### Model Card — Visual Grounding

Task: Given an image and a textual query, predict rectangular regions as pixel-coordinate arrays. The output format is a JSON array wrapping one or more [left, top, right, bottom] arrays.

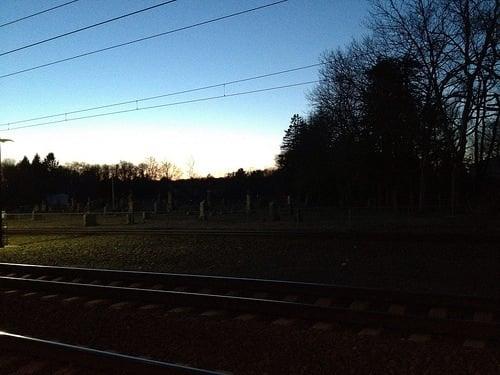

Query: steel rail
[[0, 262, 498, 312], [0, 330, 223, 374], [0, 276, 498, 340]]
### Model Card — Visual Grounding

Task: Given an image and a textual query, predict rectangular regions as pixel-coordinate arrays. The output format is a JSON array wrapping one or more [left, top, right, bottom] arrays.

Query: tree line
[[277, 0, 498, 212], [2, 153, 279, 210]]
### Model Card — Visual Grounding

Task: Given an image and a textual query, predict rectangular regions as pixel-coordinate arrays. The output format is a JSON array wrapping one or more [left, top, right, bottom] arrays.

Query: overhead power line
[[0, 0, 80, 29], [0, 0, 177, 57], [0, 62, 323, 128], [0, 80, 319, 132], [0, 0, 289, 79]]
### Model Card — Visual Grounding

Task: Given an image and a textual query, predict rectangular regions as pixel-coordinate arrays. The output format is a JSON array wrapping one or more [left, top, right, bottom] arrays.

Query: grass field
[[7, 208, 500, 233], [1, 233, 498, 298]]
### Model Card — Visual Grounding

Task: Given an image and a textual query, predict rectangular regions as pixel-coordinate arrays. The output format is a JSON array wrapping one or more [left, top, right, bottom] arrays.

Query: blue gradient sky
[[0, 0, 368, 176]]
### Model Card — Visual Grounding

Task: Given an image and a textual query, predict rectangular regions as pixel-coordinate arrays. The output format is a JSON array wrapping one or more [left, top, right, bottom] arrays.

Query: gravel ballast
[[0, 291, 499, 375]]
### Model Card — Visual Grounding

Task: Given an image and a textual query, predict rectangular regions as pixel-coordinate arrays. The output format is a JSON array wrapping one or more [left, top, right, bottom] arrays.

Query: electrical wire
[[0, 0, 177, 57], [1, 80, 319, 131], [0, 0, 288, 79], [0, 0, 80, 29], [0, 62, 323, 127]]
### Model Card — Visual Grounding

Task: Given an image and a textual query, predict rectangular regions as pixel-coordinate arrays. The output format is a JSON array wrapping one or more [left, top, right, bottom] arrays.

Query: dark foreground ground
[[0, 233, 498, 374], [1, 233, 498, 298]]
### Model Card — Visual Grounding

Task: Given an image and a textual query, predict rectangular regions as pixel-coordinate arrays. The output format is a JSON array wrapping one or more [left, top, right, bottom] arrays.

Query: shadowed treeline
[[277, 0, 499, 213]]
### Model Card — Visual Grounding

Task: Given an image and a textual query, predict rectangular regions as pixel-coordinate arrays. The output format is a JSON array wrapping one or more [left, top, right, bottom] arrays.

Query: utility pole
[[0, 138, 14, 248]]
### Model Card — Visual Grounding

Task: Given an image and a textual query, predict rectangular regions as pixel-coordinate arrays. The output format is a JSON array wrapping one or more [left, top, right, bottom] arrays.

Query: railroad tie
[[234, 313, 257, 321], [311, 322, 332, 330], [84, 299, 111, 308], [428, 307, 447, 319], [314, 297, 333, 307], [282, 294, 299, 302], [109, 301, 135, 311], [349, 300, 369, 311], [358, 328, 382, 336], [61, 296, 84, 305], [472, 311, 493, 323], [463, 339, 486, 349], [387, 304, 406, 315], [408, 334, 431, 343], [272, 318, 295, 326]]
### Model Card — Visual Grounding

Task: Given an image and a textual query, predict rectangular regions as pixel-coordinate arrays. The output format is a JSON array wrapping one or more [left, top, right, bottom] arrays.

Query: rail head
[[0, 330, 224, 375]]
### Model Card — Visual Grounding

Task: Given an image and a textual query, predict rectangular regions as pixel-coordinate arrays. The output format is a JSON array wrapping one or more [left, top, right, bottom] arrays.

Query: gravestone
[[167, 191, 173, 212], [199, 200, 206, 220], [295, 208, 303, 223], [206, 190, 212, 208], [287, 195, 294, 215], [126, 213, 134, 225], [83, 213, 97, 227], [269, 201, 280, 221], [153, 201, 158, 214], [245, 194, 252, 215]]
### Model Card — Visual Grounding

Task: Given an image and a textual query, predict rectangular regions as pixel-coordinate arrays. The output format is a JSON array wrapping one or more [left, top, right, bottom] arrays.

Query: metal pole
[[0, 143, 3, 248]]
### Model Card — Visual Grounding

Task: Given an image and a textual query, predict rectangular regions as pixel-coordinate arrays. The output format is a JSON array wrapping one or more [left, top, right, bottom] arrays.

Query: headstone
[[245, 193, 252, 215], [83, 213, 97, 227], [153, 201, 158, 214], [269, 201, 279, 221], [295, 208, 303, 223], [126, 213, 134, 225], [86, 197, 91, 213], [287, 195, 294, 215], [199, 200, 206, 220], [167, 191, 173, 212], [206, 190, 212, 208], [103, 205, 107, 215]]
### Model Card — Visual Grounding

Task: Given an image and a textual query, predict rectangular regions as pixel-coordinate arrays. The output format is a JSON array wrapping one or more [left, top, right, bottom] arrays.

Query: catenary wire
[[0, 62, 323, 127], [0, 0, 80, 29], [0, 0, 288, 79], [1, 80, 319, 131], [0, 0, 177, 57]]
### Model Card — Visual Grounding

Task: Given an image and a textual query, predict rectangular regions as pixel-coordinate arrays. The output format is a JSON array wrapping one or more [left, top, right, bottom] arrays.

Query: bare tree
[[143, 156, 161, 180], [161, 161, 182, 180], [186, 156, 197, 179], [369, 0, 499, 209]]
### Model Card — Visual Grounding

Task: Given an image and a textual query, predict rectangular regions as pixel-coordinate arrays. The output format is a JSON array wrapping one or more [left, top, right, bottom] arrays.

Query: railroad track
[[0, 262, 498, 346], [0, 330, 223, 374]]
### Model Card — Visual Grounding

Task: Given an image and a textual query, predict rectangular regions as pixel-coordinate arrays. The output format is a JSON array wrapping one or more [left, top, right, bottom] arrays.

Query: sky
[[0, 0, 369, 177]]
